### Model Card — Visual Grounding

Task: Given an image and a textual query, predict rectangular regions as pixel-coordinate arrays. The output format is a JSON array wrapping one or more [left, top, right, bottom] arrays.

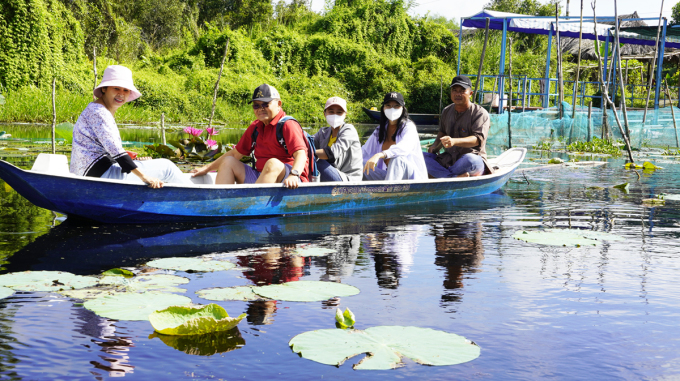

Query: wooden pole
[[571, 0, 584, 119], [93, 47, 97, 101], [587, 100, 592, 142], [473, 18, 491, 103], [507, 38, 513, 148], [555, 4, 564, 119], [591, 0, 635, 163], [642, 0, 665, 124], [51, 78, 56, 154], [161, 113, 166, 145], [663, 80, 680, 147], [613, 0, 631, 138], [208, 39, 230, 130]]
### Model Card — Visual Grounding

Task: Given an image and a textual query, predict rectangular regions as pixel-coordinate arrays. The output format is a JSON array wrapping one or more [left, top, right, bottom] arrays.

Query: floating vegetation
[[289, 326, 480, 370], [196, 286, 263, 301], [567, 138, 621, 156], [0, 286, 13, 299], [293, 247, 335, 257], [548, 157, 564, 164], [254, 281, 360, 302], [512, 229, 625, 247], [149, 304, 246, 336], [59, 274, 190, 300], [101, 268, 134, 277], [335, 308, 355, 329], [659, 193, 680, 201], [613, 182, 630, 193], [624, 162, 662, 170], [0, 271, 98, 292], [145, 257, 236, 273], [149, 328, 246, 356], [83, 292, 192, 321]]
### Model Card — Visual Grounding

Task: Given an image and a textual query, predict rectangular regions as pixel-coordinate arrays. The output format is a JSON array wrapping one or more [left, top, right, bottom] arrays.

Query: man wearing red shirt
[[192, 84, 309, 189]]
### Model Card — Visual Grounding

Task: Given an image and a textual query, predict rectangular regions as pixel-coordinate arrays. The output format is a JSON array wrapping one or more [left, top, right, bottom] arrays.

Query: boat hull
[[0, 148, 526, 223]]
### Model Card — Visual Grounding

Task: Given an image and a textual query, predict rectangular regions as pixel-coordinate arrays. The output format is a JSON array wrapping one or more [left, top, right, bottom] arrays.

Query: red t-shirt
[[235, 110, 309, 182]]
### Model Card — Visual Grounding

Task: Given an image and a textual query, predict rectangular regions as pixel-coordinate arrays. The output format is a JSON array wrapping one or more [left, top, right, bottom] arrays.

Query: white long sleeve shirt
[[361, 120, 427, 180]]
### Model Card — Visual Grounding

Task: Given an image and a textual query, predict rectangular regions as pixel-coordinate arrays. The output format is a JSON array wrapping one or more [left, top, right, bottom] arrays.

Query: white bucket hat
[[93, 65, 142, 102]]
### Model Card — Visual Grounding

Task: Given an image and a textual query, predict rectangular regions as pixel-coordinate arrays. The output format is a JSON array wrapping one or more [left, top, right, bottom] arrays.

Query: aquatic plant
[[196, 286, 264, 302], [0, 286, 14, 299], [289, 326, 480, 370], [145, 125, 224, 162], [149, 328, 246, 356], [512, 229, 625, 247], [149, 304, 246, 335], [253, 281, 360, 302], [335, 308, 355, 329], [145, 257, 236, 272], [0, 270, 98, 292], [83, 291, 192, 321], [567, 138, 622, 156]]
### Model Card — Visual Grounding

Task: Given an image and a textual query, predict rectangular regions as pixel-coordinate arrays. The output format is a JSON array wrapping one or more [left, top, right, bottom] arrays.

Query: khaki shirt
[[435, 102, 494, 174]]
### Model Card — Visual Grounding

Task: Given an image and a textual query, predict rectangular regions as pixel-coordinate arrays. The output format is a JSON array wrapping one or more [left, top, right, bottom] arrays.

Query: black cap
[[382, 92, 405, 107], [449, 75, 472, 90], [249, 84, 281, 103]]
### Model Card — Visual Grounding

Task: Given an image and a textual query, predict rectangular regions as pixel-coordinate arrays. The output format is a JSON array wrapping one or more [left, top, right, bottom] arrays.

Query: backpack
[[250, 116, 319, 180]]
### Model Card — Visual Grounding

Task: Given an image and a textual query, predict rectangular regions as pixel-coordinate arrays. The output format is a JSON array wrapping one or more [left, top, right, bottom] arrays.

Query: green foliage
[[567, 138, 622, 156], [672, 2, 680, 25]]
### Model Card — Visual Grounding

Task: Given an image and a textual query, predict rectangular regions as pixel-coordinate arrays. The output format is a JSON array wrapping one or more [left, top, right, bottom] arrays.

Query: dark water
[[2, 150, 680, 380]]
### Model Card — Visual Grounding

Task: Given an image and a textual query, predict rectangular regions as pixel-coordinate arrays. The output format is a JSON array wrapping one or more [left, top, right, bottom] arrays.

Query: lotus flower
[[206, 127, 219, 136], [183, 127, 204, 137], [205, 139, 218, 150]]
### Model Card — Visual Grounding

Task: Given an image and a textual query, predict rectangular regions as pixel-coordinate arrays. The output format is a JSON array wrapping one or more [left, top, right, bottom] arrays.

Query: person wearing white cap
[[312, 97, 362, 182], [70, 65, 191, 188]]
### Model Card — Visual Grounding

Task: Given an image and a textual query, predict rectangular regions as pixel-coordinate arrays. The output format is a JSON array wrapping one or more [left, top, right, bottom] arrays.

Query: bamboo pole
[[571, 0, 584, 119], [663, 80, 680, 147], [93, 47, 97, 101], [473, 18, 491, 103], [51, 78, 56, 154], [591, 0, 635, 163], [555, 4, 564, 119], [642, 0, 665, 124], [507, 38, 513, 148], [208, 39, 230, 130], [161, 113, 166, 145], [613, 0, 631, 138]]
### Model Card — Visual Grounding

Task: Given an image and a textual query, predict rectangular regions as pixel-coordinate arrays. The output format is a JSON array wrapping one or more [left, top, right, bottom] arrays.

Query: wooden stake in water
[[208, 39, 230, 130], [473, 18, 491, 104], [642, 0, 665, 124], [161, 113, 166, 145], [663, 80, 680, 147], [51, 78, 56, 155], [507, 38, 513, 149], [587, 100, 592, 142], [93, 47, 97, 101]]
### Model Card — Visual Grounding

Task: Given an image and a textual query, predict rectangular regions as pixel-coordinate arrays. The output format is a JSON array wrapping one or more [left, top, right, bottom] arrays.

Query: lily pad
[[613, 183, 629, 193], [196, 286, 263, 301], [149, 304, 246, 335], [512, 229, 625, 247], [0, 286, 14, 299], [660, 194, 680, 201], [84, 292, 191, 321], [642, 198, 665, 206], [149, 328, 245, 356], [102, 268, 134, 278], [294, 247, 335, 257], [146, 257, 236, 272], [335, 308, 355, 329], [289, 326, 480, 370], [101, 274, 189, 293], [643, 161, 662, 170], [254, 281, 359, 302], [0, 271, 98, 292]]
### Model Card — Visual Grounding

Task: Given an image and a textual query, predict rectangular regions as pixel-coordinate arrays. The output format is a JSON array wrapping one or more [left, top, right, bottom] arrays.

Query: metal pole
[[498, 18, 508, 114], [571, 0, 584, 119], [208, 39, 230, 130], [473, 18, 491, 103], [51, 78, 56, 154], [456, 19, 463, 76], [663, 80, 680, 147], [587, 100, 592, 142], [643, 0, 665, 123], [544, 26, 553, 109], [653, 18, 667, 110], [508, 38, 513, 148]]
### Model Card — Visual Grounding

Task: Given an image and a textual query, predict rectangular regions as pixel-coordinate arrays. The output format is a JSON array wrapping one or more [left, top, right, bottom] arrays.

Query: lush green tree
[[194, 0, 273, 30], [672, 2, 680, 25]]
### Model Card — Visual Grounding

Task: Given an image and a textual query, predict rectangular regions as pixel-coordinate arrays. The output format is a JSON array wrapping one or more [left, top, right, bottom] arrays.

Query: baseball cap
[[382, 92, 405, 107], [249, 84, 281, 103], [324, 96, 347, 112], [449, 75, 472, 89]]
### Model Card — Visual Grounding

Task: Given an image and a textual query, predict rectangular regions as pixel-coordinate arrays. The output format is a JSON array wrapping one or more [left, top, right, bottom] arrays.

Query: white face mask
[[384, 107, 403, 121], [326, 114, 345, 128]]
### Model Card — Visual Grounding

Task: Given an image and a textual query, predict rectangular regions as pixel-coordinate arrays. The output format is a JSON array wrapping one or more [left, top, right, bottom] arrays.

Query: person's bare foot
[[456, 172, 470, 178]]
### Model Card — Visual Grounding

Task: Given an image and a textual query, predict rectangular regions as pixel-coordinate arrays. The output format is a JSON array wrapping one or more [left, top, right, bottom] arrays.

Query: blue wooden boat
[[0, 148, 526, 224]]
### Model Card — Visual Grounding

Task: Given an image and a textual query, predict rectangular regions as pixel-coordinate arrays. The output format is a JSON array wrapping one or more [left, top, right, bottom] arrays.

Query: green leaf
[[0, 271, 98, 292], [335, 307, 355, 329], [548, 157, 564, 164], [613, 183, 629, 193], [84, 292, 191, 321], [149, 328, 246, 356], [294, 247, 335, 257], [101, 268, 134, 278], [642, 198, 665, 206], [660, 194, 680, 201], [512, 229, 625, 247], [146, 257, 236, 272], [0, 286, 14, 299], [624, 163, 643, 169], [642, 161, 662, 170], [289, 326, 480, 370], [149, 304, 246, 335], [253, 281, 360, 302], [196, 286, 263, 301], [100, 274, 189, 293]]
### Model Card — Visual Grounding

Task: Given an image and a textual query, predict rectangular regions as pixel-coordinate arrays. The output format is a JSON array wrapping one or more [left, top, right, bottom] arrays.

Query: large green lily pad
[[0, 286, 14, 299], [196, 286, 263, 301], [83, 292, 191, 321], [149, 328, 245, 356], [59, 274, 189, 301], [0, 271, 98, 292], [254, 281, 359, 302], [661, 194, 680, 201], [146, 257, 235, 272], [293, 247, 335, 257], [149, 304, 246, 335], [289, 326, 480, 370], [512, 229, 625, 247]]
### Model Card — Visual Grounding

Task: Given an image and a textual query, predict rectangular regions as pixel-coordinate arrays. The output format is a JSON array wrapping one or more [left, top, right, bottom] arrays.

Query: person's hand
[[283, 174, 299, 189], [440, 136, 455, 149], [428, 144, 440, 154], [137, 156, 152, 161], [142, 176, 164, 189], [190, 166, 210, 177], [363, 153, 382, 175]]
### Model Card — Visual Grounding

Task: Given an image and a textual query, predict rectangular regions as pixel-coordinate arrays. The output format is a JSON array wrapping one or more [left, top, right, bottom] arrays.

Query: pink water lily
[[206, 127, 219, 136], [205, 139, 218, 150], [183, 126, 204, 137]]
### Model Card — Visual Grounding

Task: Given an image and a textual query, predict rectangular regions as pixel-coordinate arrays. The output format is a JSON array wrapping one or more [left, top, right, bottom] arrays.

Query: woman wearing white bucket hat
[[70, 65, 191, 188], [312, 97, 362, 182]]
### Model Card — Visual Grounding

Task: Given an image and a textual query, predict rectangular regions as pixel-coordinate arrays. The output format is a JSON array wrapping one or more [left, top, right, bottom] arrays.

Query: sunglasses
[[252, 101, 272, 110]]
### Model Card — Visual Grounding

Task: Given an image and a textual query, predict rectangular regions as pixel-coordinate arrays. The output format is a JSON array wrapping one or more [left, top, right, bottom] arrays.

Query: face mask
[[384, 107, 403, 121], [326, 114, 345, 128]]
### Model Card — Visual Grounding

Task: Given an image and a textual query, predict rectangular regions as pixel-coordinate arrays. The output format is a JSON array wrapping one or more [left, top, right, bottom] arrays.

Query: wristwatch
[[290, 169, 300, 177]]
